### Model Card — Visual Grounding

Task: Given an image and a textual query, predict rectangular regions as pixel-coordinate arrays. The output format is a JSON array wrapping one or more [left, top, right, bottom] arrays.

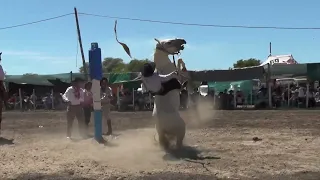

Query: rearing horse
[[113, 21, 189, 150], [152, 38, 188, 150]]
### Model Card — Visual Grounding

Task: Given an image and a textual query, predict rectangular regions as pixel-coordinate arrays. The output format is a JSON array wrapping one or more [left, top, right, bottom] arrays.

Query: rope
[[79, 12, 320, 30]]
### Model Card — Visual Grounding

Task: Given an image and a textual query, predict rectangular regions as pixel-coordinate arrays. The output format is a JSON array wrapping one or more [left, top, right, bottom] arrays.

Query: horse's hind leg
[[158, 131, 170, 150], [176, 121, 186, 149], [176, 131, 185, 149]]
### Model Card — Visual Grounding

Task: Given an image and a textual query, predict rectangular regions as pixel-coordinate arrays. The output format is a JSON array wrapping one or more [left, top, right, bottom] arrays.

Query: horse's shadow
[[0, 137, 14, 146], [69, 133, 120, 147], [163, 145, 220, 161]]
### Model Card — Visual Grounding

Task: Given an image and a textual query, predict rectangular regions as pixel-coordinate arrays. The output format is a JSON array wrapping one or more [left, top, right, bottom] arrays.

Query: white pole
[[51, 89, 54, 110], [213, 92, 216, 108], [33, 89, 36, 110], [132, 88, 135, 111], [18, 88, 22, 111], [287, 83, 290, 107], [268, 81, 272, 108], [233, 87, 237, 109], [117, 86, 120, 110], [250, 90, 253, 105], [306, 83, 309, 108]]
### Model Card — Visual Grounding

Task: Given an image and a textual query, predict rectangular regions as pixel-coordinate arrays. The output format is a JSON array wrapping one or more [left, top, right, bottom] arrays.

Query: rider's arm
[[62, 87, 73, 102]]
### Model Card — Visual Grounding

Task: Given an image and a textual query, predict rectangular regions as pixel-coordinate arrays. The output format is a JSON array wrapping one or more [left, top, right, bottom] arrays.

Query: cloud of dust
[[77, 129, 168, 171], [186, 97, 216, 127]]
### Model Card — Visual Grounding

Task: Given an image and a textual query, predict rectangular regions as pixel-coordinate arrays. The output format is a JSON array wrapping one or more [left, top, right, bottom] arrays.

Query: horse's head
[[154, 38, 186, 55]]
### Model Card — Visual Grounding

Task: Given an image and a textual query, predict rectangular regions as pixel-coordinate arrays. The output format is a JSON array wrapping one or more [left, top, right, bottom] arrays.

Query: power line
[[0, 13, 73, 30], [79, 12, 320, 30], [1, 11, 320, 31]]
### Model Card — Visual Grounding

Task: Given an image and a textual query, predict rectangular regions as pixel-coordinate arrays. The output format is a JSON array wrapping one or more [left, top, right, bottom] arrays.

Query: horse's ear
[[154, 38, 161, 44]]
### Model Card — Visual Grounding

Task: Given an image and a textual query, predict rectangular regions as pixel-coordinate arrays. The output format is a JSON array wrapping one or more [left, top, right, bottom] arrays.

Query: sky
[[1, 0, 320, 75]]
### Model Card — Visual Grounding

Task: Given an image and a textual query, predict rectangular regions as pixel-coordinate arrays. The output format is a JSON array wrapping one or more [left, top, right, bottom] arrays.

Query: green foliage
[[126, 59, 150, 72], [23, 73, 39, 76], [79, 57, 151, 73], [233, 58, 262, 69]]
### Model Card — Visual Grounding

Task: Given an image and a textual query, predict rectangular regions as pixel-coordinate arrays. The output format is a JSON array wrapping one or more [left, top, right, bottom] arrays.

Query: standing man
[[62, 77, 86, 139], [100, 77, 113, 135]]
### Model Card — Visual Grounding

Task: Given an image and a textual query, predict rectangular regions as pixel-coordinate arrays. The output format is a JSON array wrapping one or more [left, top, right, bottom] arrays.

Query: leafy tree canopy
[[79, 57, 151, 73], [232, 58, 262, 69]]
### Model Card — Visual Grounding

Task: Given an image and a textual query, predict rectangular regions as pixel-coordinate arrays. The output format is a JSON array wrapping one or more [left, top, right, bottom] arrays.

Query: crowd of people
[[193, 81, 320, 109], [6, 92, 59, 110], [272, 83, 319, 108], [191, 88, 248, 110], [62, 77, 112, 139]]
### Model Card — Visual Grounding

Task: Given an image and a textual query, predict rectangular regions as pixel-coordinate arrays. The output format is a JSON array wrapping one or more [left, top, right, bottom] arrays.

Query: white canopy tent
[[260, 54, 298, 66]]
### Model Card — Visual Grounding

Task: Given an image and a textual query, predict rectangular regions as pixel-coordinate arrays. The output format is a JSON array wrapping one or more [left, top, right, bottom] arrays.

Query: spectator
[[308, 88, 316, 107], [298, 86, 305, 104], [30, 92, 37, 109], [101, 77, 113, 135], [62, 77, 86, 139], [82, 82, 93, 131]]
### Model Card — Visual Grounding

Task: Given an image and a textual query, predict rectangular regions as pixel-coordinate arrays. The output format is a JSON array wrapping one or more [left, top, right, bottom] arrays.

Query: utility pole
[[268, 42, 272, 57], [74, 7, 88, 81]]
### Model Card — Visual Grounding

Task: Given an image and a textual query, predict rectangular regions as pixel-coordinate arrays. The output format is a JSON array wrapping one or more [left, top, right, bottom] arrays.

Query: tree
[[79, 57, 151, 73], [125, 59, 150, 72], [79, 62, 89, 74], [23, 73, 38, 76], [233, 58, 262, 69], [102, 57, 126, 73]]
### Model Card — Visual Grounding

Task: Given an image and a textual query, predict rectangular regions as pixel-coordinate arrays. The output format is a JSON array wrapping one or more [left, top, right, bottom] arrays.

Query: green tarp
[[108, 73, 139, 84], [208, 82, 230, 93], [4, 72, 140, 86], [208, 80, 254, 94], [5, 75, 54, 86], [307, 63, 320, 81], [114, 79, 142, 89], [267, 64, 307, 79]]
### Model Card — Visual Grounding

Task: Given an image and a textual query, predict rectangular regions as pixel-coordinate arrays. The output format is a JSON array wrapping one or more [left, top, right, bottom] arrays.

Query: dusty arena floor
[[1, 107, 320, 180]]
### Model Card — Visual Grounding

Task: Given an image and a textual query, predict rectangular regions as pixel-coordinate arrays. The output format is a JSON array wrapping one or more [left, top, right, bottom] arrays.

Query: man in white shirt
[[100, 77, 113, 135], [62, 77, 86, 139], [297, 86, 305, 103]]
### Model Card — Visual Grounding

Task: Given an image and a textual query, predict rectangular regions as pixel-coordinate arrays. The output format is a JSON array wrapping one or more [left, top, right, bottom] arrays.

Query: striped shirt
[[82, 89, 93, 107]]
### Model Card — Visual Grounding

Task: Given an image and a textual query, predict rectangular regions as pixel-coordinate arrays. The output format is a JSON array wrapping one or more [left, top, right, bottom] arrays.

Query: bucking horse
[[114, 21, 189, 151]]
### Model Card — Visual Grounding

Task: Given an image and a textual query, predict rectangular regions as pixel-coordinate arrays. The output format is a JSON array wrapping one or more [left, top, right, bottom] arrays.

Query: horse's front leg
[[156, 123, 170, 151]]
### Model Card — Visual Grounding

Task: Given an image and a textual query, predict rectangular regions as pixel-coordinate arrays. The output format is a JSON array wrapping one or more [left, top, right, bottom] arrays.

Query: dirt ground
[[1, 106, 320, 180]]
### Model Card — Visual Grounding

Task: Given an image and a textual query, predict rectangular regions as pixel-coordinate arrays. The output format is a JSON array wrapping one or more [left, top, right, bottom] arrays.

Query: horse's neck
[[153, 50, 176, 74]]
